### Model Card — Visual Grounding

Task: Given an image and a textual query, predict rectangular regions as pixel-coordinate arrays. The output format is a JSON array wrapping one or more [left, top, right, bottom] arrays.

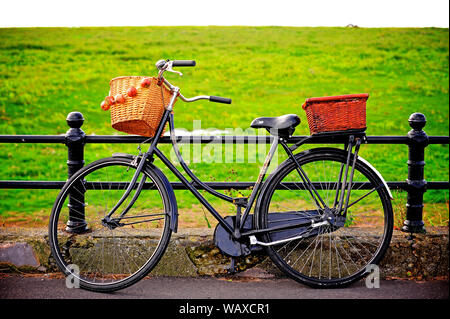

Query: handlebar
[[155, 59, 196, 71], [172, 60, 196, 67], [157, 59, 232, 105], [209, 96, 232, 104]]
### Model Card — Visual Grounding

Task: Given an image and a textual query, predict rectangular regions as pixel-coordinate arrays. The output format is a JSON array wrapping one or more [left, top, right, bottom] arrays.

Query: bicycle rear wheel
[[49, 157, 173, 292], [255, 148, 393, 287]]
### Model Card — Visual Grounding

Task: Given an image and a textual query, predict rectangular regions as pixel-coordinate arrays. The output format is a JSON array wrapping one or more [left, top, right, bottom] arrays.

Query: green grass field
[[0, 26, 448, 227]]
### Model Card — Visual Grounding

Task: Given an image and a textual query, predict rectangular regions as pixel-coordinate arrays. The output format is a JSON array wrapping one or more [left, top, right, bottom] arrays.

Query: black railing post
[[402, 112, 428, 234], [64, 111, 88, 233]]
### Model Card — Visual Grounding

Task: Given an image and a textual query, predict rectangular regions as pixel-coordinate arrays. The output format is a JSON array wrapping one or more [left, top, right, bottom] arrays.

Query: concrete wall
[[0, 227, 448, 280]]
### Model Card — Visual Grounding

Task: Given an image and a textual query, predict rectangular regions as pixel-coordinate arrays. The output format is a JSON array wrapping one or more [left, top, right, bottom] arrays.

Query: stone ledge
[[0, 227, 448, 280]]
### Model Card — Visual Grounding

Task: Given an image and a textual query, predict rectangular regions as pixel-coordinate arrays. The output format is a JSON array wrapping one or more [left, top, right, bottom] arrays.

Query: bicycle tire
[[49, 157, 174, 292], [255, 148, 393, 288]]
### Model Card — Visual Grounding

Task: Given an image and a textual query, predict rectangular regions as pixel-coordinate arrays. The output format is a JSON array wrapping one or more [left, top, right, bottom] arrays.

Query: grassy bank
[[0, 26, 448, 227]]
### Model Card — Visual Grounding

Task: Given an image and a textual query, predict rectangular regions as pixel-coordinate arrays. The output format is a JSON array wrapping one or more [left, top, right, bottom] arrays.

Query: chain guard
[[214, 216, 254, 257], [214, 209, 348, 256]]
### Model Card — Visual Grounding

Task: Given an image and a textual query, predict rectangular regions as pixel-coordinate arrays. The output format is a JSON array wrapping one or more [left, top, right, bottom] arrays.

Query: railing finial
[[66, 111, 84, 129]]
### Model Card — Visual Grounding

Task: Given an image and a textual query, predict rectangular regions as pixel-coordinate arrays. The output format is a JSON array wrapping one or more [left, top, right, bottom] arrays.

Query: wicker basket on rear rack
[[109, 76, 174, 137], [301, 93, 368, 135]]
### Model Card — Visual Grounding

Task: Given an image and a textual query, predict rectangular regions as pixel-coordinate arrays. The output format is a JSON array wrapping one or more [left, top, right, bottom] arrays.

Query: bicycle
[[49, 59, 393, 292]]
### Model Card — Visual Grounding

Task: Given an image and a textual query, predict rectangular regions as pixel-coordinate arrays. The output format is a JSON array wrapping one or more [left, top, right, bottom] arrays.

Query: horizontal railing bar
[[1, 180, 448, 190], [0, 135, 448, 144], [426, 136, 450, 144], [0, 181, 66, 189], [0, 135, 66, 143]]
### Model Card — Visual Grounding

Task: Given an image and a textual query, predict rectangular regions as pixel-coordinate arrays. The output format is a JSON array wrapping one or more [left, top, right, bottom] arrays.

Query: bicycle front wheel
[[49, 157, 173, 292], [255, 148, 393, 288]]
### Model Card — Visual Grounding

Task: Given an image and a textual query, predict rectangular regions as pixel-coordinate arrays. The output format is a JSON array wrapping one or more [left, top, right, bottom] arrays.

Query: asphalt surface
[[0, 275, 448, 299]]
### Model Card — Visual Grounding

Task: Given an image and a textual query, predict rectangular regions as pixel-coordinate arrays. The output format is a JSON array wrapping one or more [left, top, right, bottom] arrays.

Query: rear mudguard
[[357, 156, 393, 199], [113, 153, 178, 232]]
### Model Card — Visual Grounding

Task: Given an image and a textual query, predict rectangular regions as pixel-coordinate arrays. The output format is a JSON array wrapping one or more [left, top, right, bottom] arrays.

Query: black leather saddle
[[250, 114, 300, 137]]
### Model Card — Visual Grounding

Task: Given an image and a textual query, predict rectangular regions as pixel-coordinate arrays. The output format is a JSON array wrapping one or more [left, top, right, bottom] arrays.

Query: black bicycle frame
[[153, 111, 281, 238], [106, 107, 361, 240]]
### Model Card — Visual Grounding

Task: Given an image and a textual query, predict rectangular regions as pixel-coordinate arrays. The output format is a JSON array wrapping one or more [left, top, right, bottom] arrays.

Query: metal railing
[[0, 111, 449, 234]]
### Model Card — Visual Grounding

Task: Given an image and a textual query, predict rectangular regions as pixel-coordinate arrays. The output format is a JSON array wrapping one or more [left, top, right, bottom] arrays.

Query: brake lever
[[165, 61, 183, 76], [157, 60, 183, 77]]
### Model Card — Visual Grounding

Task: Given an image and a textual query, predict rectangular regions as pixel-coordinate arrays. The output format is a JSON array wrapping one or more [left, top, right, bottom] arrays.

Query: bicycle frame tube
[[153, 147, 234, 235], [168, 113, 234, 203], [238, 137, 279, 231]]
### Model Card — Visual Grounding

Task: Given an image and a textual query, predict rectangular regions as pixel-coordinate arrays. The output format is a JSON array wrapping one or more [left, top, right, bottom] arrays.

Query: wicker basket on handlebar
[[109, 76, 174, 137], [302, 93, 368, 135]]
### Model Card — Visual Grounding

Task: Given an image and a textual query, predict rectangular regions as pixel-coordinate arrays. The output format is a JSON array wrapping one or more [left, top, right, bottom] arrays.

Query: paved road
[[0, 275, 448, 300]]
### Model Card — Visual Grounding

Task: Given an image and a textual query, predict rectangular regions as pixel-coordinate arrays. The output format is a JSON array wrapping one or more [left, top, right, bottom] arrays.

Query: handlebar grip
[[209, 96, 232, 104], [172, 60, 196, 67]]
